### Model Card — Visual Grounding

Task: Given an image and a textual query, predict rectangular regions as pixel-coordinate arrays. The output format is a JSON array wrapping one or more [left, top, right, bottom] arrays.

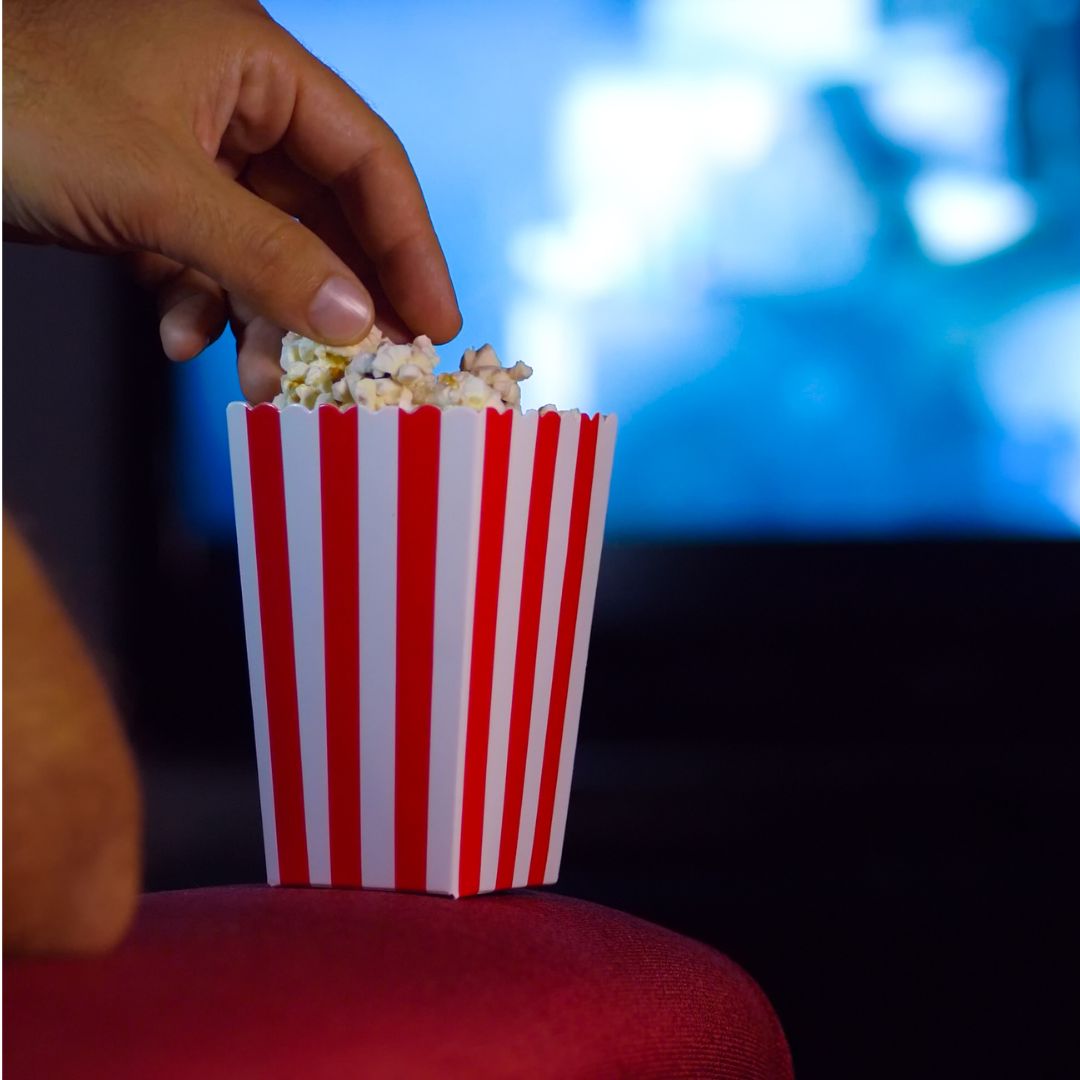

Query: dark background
[[4, 243, 1078, 1078]]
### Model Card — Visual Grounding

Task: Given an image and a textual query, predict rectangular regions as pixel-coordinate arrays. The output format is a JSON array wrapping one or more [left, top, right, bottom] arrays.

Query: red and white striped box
[[227, 402, 617, 896]]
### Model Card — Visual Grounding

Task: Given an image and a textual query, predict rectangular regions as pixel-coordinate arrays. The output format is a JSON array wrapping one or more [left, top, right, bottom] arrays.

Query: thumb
[[140, 158, 375, 346]]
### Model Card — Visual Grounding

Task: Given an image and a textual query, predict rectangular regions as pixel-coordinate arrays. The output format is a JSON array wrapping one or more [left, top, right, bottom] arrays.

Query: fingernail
[[308, 276, 372, 343]]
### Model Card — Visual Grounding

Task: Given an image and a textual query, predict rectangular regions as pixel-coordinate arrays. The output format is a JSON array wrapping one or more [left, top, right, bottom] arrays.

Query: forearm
[[2, 516, 142, 955]]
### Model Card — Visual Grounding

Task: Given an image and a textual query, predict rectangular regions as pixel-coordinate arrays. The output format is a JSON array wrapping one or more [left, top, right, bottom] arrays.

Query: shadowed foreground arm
[[3, 516, 141, 955]]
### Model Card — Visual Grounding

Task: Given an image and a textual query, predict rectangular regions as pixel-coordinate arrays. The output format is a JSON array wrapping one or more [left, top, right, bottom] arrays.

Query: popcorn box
[[227, 403, 617, 896]]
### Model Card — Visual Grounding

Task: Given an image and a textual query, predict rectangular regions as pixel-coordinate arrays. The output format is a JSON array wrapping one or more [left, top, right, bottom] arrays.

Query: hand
[[3, 0, 461, 401]]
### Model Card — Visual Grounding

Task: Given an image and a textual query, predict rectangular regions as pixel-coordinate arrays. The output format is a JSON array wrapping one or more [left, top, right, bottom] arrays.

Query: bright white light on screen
[[558, 73, 780, 183], [506, 297, 595, 415], [510, 213, 642, 299], [906, 171, 1036, 264], [510, 72, 781, 298], [643, 0, 878, 74], [554, 72, 781, 222], [866, 38, 1008, 168]]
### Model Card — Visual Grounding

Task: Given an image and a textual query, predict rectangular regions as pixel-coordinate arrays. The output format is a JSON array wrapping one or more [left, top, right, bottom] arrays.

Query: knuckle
[[241, 214, 318, 294]]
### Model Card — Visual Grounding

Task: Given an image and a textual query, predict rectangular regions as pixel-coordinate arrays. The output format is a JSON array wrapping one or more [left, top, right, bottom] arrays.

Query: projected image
[[175, 0, 1080, 538]]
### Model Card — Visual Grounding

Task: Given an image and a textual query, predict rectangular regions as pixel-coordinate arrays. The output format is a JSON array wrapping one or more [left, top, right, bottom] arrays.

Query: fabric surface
[[3, 885, 792, 1079]]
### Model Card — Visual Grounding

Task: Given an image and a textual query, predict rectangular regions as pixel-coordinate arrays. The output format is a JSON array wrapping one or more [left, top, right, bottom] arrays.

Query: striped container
[[227, 402, 617, 896]]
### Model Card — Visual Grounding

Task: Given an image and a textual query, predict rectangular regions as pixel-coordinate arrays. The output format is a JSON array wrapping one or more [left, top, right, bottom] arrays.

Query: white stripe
[[428, 410, 485, 896], [279, 406, 330, 885], [545, 415, 618, 883], [513, 414, 580, 885], [358, 408, 398, 888], [479, 410, 537, 892], [227, 403, 280, 885]]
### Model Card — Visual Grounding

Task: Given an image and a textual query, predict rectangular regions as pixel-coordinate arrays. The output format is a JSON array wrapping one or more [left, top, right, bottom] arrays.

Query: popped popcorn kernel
[[274, 330, 542, 412]]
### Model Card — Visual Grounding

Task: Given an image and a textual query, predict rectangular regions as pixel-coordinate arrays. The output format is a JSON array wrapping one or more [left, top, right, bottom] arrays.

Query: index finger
[[283, 50, 462, 343]]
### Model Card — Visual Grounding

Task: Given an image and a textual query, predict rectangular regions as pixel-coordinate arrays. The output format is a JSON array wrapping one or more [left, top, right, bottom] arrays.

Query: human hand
[[3, 0, 461, 401]]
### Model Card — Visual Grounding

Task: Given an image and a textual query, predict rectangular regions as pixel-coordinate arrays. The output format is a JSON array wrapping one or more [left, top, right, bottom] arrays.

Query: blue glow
[[176, 0, 1080, 538], [175, 329, 243, 539]]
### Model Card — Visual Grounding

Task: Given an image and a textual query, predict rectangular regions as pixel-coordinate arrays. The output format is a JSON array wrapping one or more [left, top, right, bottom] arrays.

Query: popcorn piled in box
[[274, 327, 535, 412], [228, 328, 617, 898]]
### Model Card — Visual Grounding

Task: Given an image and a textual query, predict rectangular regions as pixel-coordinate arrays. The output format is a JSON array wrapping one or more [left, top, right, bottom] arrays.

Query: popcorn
[[274, 329, 539, 413], [370, 342, 416, 379], [397, 362, 426, 385]]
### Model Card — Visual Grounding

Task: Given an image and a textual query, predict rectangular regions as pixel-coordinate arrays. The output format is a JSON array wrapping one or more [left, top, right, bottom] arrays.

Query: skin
[[3, 0, 461, 952], [3, 520, 141, 955], [3, 0, 462, 401]]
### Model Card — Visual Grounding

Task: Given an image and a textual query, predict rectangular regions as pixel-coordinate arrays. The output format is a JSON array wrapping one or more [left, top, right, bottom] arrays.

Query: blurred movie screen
[[175, 0, 1080, 540]]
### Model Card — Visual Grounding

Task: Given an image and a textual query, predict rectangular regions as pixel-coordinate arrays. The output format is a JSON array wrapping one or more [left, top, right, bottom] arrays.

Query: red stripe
[[246, 405, 309, 885], [528, 416, 600, 883], [458, 409, 514, 896], [396, 406, 441, 891], [320, 406, 361, 887], [496, 412, 561, 889]]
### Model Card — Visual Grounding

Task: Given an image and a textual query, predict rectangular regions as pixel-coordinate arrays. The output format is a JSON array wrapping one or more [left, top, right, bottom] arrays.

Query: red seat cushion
[[3, 886, 791, 1079]]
